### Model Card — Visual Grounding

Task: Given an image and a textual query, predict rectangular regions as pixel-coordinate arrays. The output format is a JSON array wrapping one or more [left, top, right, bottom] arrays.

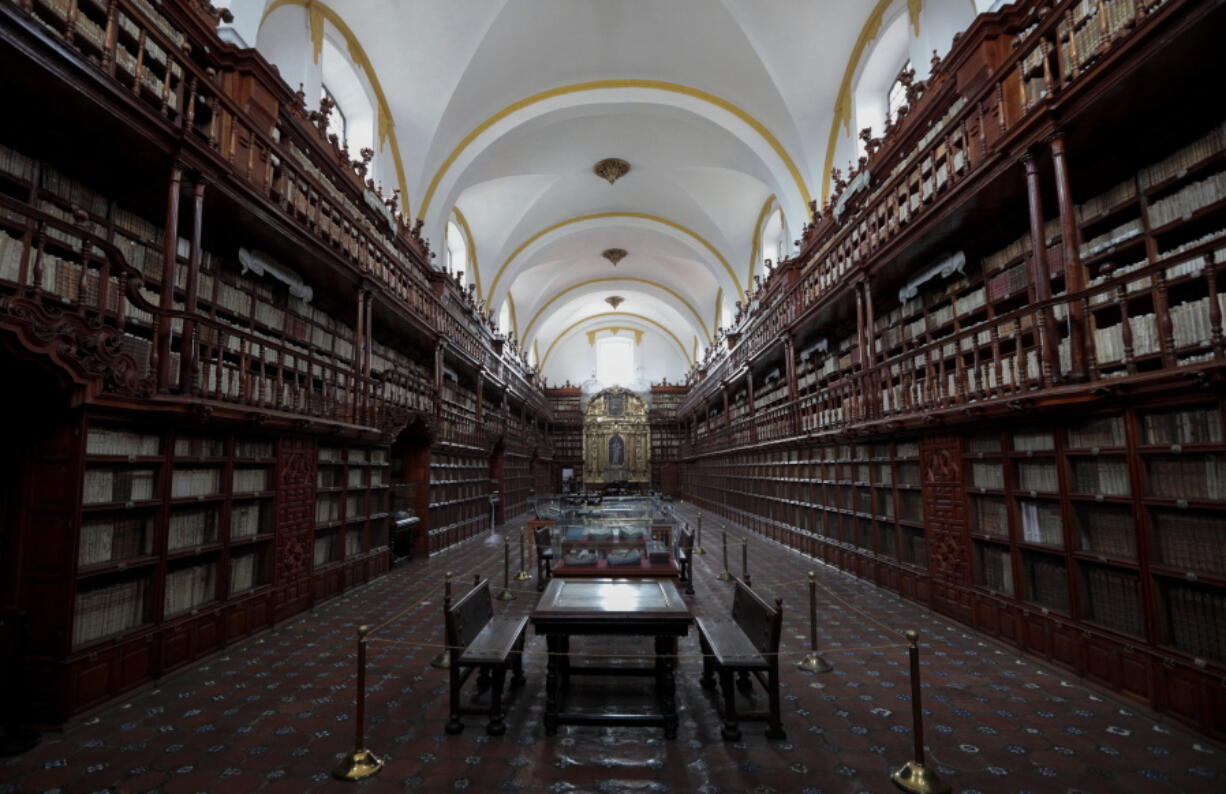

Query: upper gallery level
[[678, 0, 1225, 451], [0, 0, 550, 433]]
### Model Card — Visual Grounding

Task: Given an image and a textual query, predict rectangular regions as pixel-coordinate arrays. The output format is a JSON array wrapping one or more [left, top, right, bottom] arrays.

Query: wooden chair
[[675, 527, 695, 595], [534, 525, 554, 592], [444, 579, 528, 736], [695, 578, 785, 740]]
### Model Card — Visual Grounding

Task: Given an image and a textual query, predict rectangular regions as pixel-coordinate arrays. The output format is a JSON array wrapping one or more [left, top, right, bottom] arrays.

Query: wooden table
[[530, 578, 692, 738]]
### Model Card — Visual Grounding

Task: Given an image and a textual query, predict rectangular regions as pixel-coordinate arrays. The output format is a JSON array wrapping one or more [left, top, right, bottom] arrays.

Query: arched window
[[759, 207, 787, 271], [445, 220, 469, 278], [320, 84, 348, 148], [887, 60, 912, 125], [596, 336, 635, 386], [319, 37, 373, 156]]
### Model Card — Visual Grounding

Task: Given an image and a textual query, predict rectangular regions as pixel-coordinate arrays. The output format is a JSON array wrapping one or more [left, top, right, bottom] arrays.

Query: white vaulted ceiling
[[228, 0, 992, 385]]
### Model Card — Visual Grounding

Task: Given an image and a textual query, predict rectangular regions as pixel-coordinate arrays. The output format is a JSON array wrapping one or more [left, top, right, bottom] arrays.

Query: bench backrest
[[730, 578, 782, 656], [534, 525, 553, 555], [675, 527, 694, 555], [447, 579, 493, 649]]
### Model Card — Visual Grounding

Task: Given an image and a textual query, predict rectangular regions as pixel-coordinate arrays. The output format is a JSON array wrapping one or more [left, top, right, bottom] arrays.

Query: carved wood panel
[[274, 437, 317, 613], [919, 435, 971, 587]]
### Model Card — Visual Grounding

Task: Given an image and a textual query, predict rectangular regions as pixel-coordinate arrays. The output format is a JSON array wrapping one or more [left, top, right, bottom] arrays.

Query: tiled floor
[[4, 502, 1225, 793]]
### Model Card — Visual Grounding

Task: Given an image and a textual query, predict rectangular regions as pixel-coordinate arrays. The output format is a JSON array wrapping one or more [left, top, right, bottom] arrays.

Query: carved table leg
[[487, 666, 507, 736], [544, 634, 560, 736], [719, 668, 741, 741], [657, 635, 679, 739]]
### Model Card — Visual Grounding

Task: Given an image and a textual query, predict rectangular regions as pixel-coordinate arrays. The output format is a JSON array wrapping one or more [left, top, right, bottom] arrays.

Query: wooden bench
[[675, 527, 695, 595], [695, 578, 785, 740], [444, 579, 528, 736], [534, 525, 554, 592]]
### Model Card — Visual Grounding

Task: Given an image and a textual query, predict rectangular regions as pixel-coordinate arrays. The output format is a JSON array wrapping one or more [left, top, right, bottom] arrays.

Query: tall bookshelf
[[314, 444, 391, 600], [427, 447, 491, 554]]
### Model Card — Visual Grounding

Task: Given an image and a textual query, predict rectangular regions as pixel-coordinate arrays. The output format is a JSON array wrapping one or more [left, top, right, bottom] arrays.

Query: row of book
[[1170, 295, 1226, 350], [1151, 508, 1226, 576], [1068, 416, 1127, 448], [1083, 563, 1145, 636], [1139, 121, 1226, 191], [234, 468, 270, 493], [1078, 179, 1137, 223], [1142, 405, 1222, 445], [1020, 499, 1064, 545], [1081, 218, 1142, 259], [977, 541, 1015, 595], [1023, 552, 1071, 612], [1018, 460, 1060, 492], [163, 561, 216, 616], [83, 467, 156, 504], [1164, 582, 1226, 664], [1075, 504, 1137, 559], [170, 468, 222, 499], [87, 427, 159, 457], [971, 495, 1009, 537], [1147, 170, 1226, 229], [1146, 455, 1226, 501], [232, 502, 267, 538], [1093, 312, 1160, 363], [73, 577, 148, 647], [229, 550, 261, 595], [1072, 457, 1131, 496], [78, 517, 151, 567], [167, 508, 218, 550], [314, 533, 339, 566]]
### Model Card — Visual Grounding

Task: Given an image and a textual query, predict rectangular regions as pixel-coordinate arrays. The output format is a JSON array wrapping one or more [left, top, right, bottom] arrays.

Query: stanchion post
[[694, 514, 705, 554], [717, 528, 732, 581], [890, 630, 951, 794], [496, 537, 516, 600], [515, 524, 532, 581], [331, 625, 383, 780], [741, 537, 749, 584], [430, 572, 454, 669], [798, 571, 832, 673]]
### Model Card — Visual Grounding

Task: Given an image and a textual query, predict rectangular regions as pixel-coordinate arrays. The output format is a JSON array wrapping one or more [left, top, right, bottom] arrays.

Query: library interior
[[2, 0, 1226, 791]]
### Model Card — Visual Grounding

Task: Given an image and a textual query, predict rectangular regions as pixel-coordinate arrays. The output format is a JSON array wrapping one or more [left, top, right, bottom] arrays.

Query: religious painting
[[609, 435, 625, 465]]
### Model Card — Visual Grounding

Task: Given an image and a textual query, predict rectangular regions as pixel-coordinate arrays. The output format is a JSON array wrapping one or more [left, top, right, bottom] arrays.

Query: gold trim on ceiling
[[712, 287, 723, 333], [451, 206, 481, 299], [260, 0, 412, 216], [487, 211, 742, 303], [506, 291, 519, 339], [822, 0, 920, 204], [416, 79, 812, 223], [540, 312, 692, 369], [522, 277, 710, 344]]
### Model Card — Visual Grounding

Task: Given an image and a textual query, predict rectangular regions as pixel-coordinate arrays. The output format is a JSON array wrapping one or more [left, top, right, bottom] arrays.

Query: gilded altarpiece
[[583, 388, 650, 483]]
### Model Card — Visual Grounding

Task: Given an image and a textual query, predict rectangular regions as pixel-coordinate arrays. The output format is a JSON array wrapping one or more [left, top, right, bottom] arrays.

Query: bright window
[[445, 220, 468, 277], [887, 60, 912, 124], [596, 337, 634, 386]]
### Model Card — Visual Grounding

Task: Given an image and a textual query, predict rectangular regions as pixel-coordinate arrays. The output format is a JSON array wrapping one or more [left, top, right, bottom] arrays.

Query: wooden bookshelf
[[427, 447, 491, 554]]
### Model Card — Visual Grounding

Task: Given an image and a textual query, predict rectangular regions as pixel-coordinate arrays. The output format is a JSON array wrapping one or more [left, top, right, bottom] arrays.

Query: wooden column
[[855, 282, 868, 370], [745, 368, 755, 416], [354, 287, 367, 373], [364, 290, 374, 376], [475, 367, 484, 422], [433, 343, 445, 418], [919, 435, 971, 619], [783, 335, 798, 404], [722, 384, 730, 427], [156, 164, 183, 391], [1022, 151, 1062, 384], [1049, 133, 1089, 382], [178, 177, 206, 394]]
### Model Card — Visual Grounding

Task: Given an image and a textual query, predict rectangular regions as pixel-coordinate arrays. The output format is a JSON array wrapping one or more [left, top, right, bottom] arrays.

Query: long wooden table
[[529, 578, 692, 738]]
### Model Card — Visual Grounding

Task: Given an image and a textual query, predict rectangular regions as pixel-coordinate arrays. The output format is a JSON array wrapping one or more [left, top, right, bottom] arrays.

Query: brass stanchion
[[717, 528, 732, 581], [331, 625, 383, 781], [496, 537, 516, 600], [798, 571, 832, 673], [891, 630, 951, 794], [514, 524, 532, 581], [430, 572, 454, 669], [694, 514, 705, 554]]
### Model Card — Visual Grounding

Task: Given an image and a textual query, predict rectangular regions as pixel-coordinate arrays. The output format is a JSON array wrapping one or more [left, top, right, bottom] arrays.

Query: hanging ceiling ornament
[[593, 158, 630, 185], [601, 248, 628, 267], [605, 295, 625, 310]]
